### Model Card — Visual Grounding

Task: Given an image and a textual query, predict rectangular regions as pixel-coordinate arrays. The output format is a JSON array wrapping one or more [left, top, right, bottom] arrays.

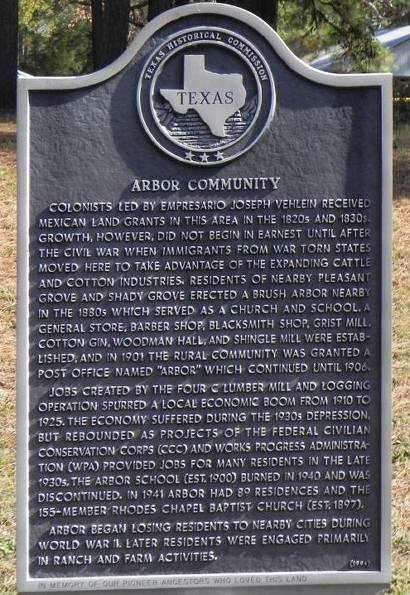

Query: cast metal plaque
[[17, 3, 392, 592]]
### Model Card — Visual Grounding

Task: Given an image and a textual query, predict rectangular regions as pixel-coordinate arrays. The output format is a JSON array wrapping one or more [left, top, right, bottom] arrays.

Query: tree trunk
[[92, 0, 131, 70], [222, 0, 278, 29], [0, 0, 18, 108], [148, 0, 190, 20], [104, 0, 130, 66], [148, 0, 174, 20], [91, 0, 105, 70]]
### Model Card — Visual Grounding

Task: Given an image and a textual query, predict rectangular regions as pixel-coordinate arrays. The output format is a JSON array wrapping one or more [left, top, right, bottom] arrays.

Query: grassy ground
[[0, 111, 17, 595], [388, 124, 410, 595], [0, 113, 409, 595]]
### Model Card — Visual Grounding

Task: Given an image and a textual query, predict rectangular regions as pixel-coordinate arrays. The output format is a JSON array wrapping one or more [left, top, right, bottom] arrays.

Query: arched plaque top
[[18, 2, 391, 92]]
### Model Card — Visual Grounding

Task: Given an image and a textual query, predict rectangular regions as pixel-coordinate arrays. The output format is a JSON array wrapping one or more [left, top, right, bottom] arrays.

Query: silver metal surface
[[137, 26, 273, 165]]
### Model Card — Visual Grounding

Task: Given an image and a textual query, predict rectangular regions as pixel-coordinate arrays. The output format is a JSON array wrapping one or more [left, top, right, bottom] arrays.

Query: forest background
[[0, 0, 409, 107]]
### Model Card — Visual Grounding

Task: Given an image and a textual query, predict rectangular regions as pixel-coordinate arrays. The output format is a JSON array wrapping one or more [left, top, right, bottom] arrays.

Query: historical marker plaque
[[17, 3, 392, 592]]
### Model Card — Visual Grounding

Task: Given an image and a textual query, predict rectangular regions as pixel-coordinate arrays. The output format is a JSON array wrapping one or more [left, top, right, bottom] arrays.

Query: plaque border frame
[[16, 2, 392, 591]]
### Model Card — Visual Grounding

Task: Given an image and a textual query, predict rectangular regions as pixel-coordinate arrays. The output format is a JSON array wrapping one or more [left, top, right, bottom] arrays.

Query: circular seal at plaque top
[[137, 27, 275, 166]]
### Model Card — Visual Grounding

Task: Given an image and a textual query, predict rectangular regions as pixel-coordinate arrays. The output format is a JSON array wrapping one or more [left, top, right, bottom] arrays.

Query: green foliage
[[278, 0, 400, 73], [17, 1, 410, 76], [19, 0, 91, 75], [377, 0, 410, 27]]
